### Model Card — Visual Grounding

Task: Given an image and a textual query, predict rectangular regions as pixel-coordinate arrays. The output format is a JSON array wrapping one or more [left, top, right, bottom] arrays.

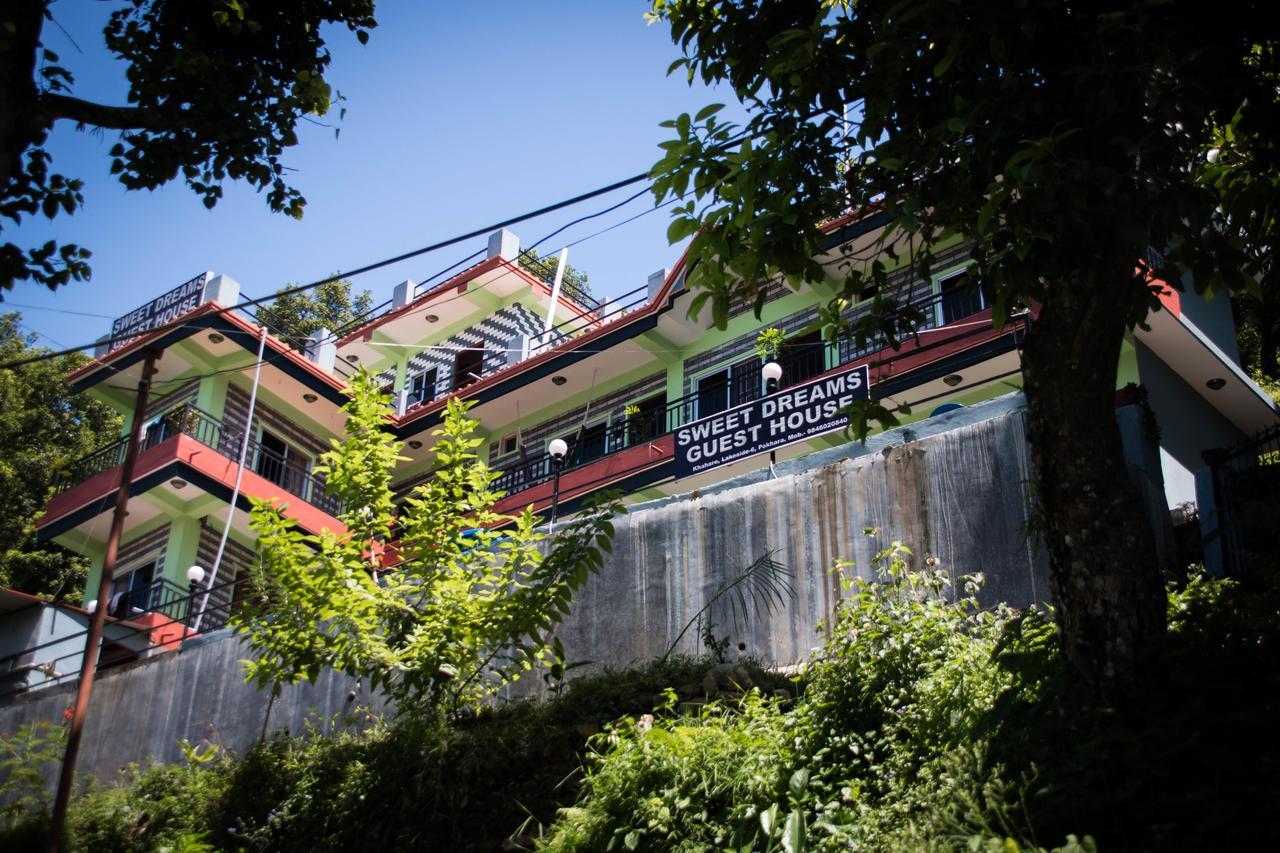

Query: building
[[7, 212, 1276, 684]]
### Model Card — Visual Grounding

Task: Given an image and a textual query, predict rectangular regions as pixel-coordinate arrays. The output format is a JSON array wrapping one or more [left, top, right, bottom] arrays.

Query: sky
[[5, 2, 740, 351]]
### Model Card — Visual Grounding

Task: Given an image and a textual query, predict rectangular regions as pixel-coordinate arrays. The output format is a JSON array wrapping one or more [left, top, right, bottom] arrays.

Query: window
[[626, 394, 667, 444], [453, 347, 485, 390], [501, 434, 519, 456], [696, 369, 730, 418], [256, 428, 306, 494], [565, 421, 609, 465], [780, 331, 825, 387], [111, 558, 158, 616], [938, 272, 985, 325], [407, 368, 438, 408]]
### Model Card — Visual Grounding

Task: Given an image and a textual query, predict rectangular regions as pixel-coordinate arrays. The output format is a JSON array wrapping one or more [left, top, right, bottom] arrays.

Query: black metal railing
[[515, 249, 601, 311], [1207, 423, 1280, 578], [491, 288, 989, 498], [401, 348, 518, 413], [53, 403, 342, 516], [0, 572, 256, 702], [526, 281, 650, 355]]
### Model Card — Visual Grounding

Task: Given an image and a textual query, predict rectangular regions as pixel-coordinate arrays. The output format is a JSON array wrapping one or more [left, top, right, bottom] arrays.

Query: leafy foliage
[[0, 313, 121, 598], [545, 545, 1280, 852], [0, 0, 376, 292], [754, 327, 785, 361], [519, 247, 595, 308], [9, 657, 722, 852], [260, 276, 373, 350], [643, 0, 1280, 703], [0, 720, 66, 833], [233, 371, 623, 713]]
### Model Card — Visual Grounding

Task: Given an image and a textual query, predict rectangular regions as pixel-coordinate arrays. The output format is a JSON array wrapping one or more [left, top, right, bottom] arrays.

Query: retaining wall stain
[[1, 394, 1047, 785]]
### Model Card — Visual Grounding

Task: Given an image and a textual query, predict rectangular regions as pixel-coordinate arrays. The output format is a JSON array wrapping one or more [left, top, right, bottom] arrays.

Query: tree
[[261, 277, 373, 351], [519, 247, 595, 308], [0, 313, 120, 598], [234, 373, 622, 712], [0, 0, 376, 293], [647, 0, 1280, 704]]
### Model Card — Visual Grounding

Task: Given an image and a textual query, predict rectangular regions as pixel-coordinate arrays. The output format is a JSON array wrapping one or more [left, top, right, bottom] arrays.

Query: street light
[[761, 362, 783, 472], [185, 565, 205, 636], [547, 438, 568, 533], [762, 361, 783, 393]]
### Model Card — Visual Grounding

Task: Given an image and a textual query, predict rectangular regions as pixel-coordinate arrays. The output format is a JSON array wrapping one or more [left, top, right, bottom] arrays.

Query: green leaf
[[782, 809, 806, 853], [695, 103, 725, 122]]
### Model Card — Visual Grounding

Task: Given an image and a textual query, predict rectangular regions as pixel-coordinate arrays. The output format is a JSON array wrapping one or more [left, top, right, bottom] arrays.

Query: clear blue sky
[[6, 2, 738, 350]]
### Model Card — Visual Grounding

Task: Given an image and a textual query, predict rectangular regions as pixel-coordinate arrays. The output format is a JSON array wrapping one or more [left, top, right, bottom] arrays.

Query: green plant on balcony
[[754, 327, 785, 361], [623, 403, 656, 445], [233, 371, 623, 715]]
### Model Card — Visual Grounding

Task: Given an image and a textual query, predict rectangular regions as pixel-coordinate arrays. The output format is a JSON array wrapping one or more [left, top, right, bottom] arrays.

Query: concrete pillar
[[163, 516, 204, 586], [488, 228, 520, 261], [202, 273, 240, 306], [392, 279, 414, 308], [647, 268, 669, 303], [305, 328, 337, 373]]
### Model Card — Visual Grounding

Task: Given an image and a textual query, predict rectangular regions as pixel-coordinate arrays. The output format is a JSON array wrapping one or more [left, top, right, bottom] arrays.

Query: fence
[[53, 403, 342, 517], [1207, 422, 1280, 578], [0, 573, 253, 703]]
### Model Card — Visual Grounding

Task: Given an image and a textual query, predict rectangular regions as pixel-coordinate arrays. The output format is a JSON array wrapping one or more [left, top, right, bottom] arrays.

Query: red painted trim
[[339, 256, 600, 346], [394, 248, 695, 428], [486, 312, 1014, 515], [492, 435, 675, 516], [39, 434, 345, 537], [67, 302, 347, 395]]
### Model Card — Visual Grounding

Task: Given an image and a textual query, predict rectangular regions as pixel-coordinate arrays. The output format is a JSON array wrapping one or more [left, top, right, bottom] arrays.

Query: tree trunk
[[1020, 266, 1167, 708], [0, 0, 47, 194]]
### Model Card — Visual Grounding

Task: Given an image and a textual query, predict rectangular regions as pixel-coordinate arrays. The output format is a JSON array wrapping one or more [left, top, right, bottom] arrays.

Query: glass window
[[697, 369, 730, 418], [407, 368, 438, 407], [939, 272, 985, 325]]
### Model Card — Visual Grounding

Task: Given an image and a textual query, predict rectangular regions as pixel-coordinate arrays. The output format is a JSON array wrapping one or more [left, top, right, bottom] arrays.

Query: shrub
[[541, 542, 1084, 852]]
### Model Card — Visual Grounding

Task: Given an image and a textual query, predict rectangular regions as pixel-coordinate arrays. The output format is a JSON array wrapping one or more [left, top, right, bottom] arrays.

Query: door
[[453, 347, 485, 390]]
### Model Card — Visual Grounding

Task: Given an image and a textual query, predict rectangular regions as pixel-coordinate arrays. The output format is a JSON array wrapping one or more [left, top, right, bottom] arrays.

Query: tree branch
[[38, 93, 173, 133]]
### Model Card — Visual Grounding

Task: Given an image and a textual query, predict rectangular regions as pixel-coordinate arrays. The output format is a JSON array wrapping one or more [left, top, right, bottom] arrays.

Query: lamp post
[[762, 361, 783, 471], [184, 565, 205, 638], [547, 438, 568, 533], [762, 360, 782, 393]]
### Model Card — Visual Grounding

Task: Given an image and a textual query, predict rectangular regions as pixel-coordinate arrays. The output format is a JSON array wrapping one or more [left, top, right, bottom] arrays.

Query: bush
[[28, 657, 719, 852], [542, 542, 1062, 852]]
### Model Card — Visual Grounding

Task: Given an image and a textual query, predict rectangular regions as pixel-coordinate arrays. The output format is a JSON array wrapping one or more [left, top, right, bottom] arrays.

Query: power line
[[0, 302, 116, 319], [0, 171, 652, 372], [2, 120, 763, 373]]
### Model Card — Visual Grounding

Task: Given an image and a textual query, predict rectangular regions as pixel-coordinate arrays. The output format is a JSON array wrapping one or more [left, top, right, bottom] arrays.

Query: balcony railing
[[491, 288, 990, 497], [53, 403, 342, 517]]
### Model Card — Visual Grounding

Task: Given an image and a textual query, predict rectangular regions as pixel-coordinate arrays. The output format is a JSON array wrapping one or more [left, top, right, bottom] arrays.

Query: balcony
[[491, 289, 1010, 503], [53, 404, 342, 517]]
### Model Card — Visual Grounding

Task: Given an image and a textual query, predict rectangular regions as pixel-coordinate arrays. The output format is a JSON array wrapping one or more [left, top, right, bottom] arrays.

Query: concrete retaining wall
[[1, 393, 1047, 786]]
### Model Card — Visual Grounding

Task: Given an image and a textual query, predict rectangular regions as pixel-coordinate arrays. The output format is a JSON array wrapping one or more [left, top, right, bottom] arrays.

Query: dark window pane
[[939, 274, 984, 325], [453, 348, 485, 390], [697, 370, 730, 418], [780, 331, 825, 386]]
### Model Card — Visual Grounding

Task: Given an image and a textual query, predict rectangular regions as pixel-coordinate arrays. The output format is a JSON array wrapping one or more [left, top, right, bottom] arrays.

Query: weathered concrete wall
[[0, 629, 384, 789], [550, 392, 1047, 672], [1, 393, 1046, 785]]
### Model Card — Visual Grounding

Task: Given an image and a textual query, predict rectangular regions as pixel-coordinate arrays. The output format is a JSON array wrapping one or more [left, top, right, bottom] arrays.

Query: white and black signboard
[[108, 272, 211, 351], [674, 362, 871, 479]]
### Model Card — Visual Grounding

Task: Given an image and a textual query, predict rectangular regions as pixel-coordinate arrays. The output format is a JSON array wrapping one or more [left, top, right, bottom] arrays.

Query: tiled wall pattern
[[223, 384, 330, 460], [376, 303, 546, 389]]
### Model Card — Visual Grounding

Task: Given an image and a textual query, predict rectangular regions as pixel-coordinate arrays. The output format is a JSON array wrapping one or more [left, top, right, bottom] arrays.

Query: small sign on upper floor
[[105, 272, 240, 354]]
